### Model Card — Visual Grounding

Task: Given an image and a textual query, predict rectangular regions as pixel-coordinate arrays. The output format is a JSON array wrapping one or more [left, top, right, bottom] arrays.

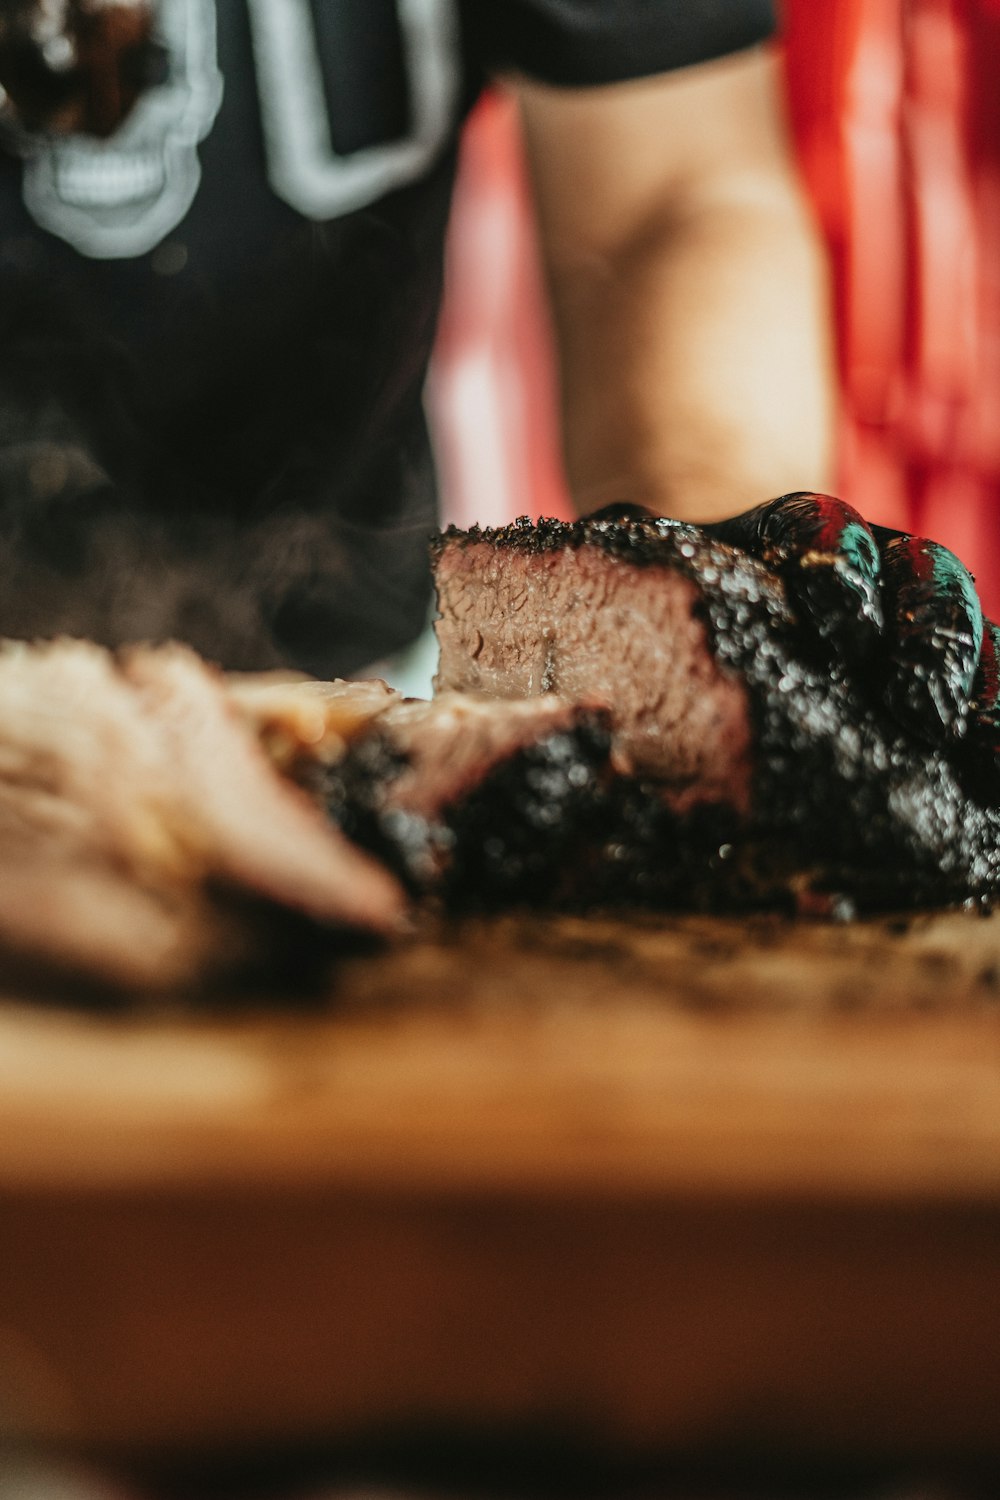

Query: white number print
[[247, 0, 460, 221]]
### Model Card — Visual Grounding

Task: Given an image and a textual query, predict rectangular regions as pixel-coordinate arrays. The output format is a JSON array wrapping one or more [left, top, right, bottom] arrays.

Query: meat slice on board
[[225, 673, 401, 777], [324, 692, 613, 906], [433, 515, 1000, 912], [0, 641, 404, 994]]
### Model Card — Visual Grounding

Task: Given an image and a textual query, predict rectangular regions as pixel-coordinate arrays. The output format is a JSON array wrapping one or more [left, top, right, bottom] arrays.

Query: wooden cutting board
[[2, 908, 1000, 1463]]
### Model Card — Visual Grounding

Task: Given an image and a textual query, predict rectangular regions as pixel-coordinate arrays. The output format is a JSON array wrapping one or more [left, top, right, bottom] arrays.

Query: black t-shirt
[[0, 0, 775, 675]]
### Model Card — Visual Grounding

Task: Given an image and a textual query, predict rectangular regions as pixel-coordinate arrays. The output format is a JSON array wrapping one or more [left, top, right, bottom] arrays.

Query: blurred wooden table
[[1, 909, 999, 1464]]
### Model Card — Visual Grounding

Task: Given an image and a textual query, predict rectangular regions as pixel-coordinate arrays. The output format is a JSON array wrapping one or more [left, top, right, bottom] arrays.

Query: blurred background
[[428, 0, 1000, 617]]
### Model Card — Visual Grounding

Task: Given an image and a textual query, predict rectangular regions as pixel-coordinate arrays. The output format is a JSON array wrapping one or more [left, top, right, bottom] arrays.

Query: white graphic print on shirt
[[246, 0, 459, 221], [20, 0, 223, 258], [16, 0, 461, 258]]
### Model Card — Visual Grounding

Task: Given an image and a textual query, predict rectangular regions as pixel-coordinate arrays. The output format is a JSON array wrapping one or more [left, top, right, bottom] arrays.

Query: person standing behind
[[0, 0, 835, 675]]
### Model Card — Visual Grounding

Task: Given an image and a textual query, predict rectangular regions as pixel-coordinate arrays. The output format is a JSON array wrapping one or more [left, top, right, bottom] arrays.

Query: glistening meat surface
[[433, 522, 756, 815], [433, 516, 1000, 912]]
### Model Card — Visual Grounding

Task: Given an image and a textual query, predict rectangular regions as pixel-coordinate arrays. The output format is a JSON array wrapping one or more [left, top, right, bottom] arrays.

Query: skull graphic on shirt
[[16, 0, 460, 259]]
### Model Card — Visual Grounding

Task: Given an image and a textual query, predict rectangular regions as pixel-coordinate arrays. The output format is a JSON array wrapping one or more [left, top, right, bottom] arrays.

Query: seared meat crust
[[433, 515, 1000, 911], [324, 693, 614, 907]]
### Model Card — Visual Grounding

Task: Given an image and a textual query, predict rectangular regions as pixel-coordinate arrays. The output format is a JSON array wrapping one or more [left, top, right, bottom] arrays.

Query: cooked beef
[[226, 672, 401, 779], [324, 693, 613, 907], [0, 640, 404, 993], [434, 518, 758, 815], [433, 515, 1000, 911]]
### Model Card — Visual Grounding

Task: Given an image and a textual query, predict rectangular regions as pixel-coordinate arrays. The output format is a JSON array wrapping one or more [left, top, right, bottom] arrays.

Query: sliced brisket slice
[[432, 515, 1000, 911], [224, 673, 402, 782], [433, 516, 763, 815], [0, 640, 404, 994], [324, 692, 613, 908]]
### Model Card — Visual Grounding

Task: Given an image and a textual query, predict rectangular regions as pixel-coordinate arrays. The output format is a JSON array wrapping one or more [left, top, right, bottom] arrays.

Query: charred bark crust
[[323, 713, 615, 911], [434, 516, 1000, 913]]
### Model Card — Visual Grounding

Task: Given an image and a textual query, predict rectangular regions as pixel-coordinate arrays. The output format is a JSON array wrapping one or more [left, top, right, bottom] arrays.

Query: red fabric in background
[[431, 6, 1000, 609], [785, 0, 1000, 612]]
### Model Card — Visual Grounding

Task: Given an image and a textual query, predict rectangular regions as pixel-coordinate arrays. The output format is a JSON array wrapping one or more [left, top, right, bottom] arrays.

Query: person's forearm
[[514, 48, 839, 523], [546, 177, 837, 521]]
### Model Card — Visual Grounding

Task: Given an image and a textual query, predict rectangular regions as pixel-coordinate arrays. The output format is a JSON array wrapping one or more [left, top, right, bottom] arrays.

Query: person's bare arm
[[512, 46, 837, 522]]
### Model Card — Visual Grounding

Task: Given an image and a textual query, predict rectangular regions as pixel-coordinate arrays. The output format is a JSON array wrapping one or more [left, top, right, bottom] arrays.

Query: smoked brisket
[[432, 515, 1000, 912], [0, 641, 404, 993], [324, 692, 613, 908]]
